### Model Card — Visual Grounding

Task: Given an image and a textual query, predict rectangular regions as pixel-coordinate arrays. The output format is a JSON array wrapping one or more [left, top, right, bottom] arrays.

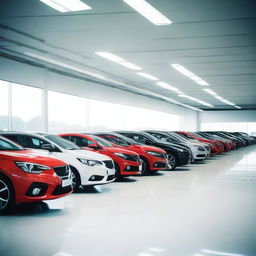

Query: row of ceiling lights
[[38, 0, 241, 110]]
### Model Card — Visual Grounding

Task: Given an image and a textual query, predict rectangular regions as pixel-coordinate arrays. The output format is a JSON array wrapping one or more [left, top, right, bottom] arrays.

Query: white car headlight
[[16, 162, 50, 174], [77, 158, 102, 166]]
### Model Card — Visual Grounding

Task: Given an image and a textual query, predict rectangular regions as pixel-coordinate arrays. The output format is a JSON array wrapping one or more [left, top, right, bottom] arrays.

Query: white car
[[0, 132, 116, 191]]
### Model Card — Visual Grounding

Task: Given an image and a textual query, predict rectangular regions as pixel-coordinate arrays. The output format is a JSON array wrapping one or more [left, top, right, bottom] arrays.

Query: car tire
[[167, 154, 177, 170], [139, 157, 150, 175], [0, 175, 15, 214], [114, 162, 122, 179], [70, 167, 81, 192]]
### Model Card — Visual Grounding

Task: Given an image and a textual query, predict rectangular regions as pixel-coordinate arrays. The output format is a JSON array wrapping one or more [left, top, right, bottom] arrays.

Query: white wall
[[0, 57, 199, 131]]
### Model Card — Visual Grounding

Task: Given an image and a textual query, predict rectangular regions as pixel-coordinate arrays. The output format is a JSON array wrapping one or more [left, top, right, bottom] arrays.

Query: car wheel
[[70, 167, 81, 192], [0, 176, 14, 214], [139, 157, 150, 175], [167, 154, 177, 170]]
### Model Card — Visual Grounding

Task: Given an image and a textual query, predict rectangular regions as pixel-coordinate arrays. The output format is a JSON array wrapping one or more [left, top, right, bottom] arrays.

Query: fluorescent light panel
[[171, 64, 209, 86], [136, 72, 159, 81], [203, 88, 217, 96], [179, 94, 214, 107], [95, 52, 142, 71], [156, 81, 182, 93], [123, 0, 172, 25], [40, 0, 91, 13]]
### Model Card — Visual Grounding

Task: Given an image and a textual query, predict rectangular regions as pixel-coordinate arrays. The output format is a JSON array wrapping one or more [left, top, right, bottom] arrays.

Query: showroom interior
[[0, 0, 256, 256]]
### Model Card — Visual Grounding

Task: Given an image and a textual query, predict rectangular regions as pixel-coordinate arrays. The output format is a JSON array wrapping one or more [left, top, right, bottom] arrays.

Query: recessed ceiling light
[[95, 52, 142, 71], [203, 88, 217, 96], [136, 72, 159, 81], [178, 94, 214, 107], [123, 0, 172, 25], [171, 64, 209, 86], [156, 81, 181, 93], [40, 0, 91, 12]]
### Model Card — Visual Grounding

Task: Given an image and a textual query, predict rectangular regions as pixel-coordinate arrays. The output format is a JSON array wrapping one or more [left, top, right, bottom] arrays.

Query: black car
[[115, 131, 192, 170], [143, 130, 195, 161]]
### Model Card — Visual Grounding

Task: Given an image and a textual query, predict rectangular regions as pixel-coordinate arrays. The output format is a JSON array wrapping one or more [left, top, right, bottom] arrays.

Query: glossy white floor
[[1, 145, 256, 256]]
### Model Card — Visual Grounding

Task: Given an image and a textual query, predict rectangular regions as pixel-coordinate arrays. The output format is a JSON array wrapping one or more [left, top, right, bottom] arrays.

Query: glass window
[[0, 80, 9, 131], [88, 99, 126, 131], [12, 83, 43, 132], [48, 91, 86, 133], [230, 122, 248, 132], [248, 123, 256, 135], [0, 137, 23, 151]]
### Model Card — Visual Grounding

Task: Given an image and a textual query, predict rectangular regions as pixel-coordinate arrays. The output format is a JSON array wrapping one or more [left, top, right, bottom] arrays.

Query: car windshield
[[99, 134, 131, 147], [91, 136, 113, 147], [45, 135, 81, 150], [0, 137, 23, 151]]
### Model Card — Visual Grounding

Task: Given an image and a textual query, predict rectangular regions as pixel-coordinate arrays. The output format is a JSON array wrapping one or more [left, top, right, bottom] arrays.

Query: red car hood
[[0, 149, 65, 167], [103, 147, 139, 155], [129, 144, 166, 153]]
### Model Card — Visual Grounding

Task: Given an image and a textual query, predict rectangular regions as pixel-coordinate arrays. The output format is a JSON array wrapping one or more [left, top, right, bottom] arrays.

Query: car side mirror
[[42, 144, 55, 151]]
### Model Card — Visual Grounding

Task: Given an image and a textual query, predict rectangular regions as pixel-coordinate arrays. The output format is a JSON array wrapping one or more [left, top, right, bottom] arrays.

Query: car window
[[20, 136, 45, 149], [124, 134, 149, 144], [70, 136, 94, 147], [100, 135, 130, 147], [0, 137, 23, 151]]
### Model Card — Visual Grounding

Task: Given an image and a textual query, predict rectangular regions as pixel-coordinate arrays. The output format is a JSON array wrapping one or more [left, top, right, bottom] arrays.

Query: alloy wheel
[[0, 179, 10, 211], [167, 155, 176, 170]]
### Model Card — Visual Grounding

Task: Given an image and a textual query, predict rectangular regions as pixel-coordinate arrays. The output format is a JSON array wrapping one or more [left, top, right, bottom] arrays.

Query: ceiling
[[0, 0, 256, 110]]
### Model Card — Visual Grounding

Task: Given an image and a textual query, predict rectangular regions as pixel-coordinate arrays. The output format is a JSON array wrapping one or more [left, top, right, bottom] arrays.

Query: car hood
[[66, 149, 112, 161], [102, 147, 139, 155], [0, 149, 65, 167], [131, 144, 166, 153]]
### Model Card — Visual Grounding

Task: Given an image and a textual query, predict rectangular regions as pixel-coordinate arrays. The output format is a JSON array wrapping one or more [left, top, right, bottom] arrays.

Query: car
[[0, 132, 116, 192], [196, 132, 235, 151], [175, 131, 225, 155], [95, 132, 168, 173], [0, 136, 72, 213], [113, 131, 191, 170], [59, 133, 143, 177], [144, 130, 208, 161]]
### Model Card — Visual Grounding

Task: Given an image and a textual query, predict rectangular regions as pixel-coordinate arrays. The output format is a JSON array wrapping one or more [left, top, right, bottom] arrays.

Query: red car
[[95, 132, 168, 174], [59, 133, 142, 177], [0, 136, 72, 213], [176, 131, 225, 155]]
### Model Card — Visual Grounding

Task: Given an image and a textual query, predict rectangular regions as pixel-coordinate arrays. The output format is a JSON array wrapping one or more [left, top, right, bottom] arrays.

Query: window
[[88, 99, 126, 131], [48, 91, 87, 133], [12, 83, 43, 132], [0, 80, 9, 131], [20, 136, 45, 149]]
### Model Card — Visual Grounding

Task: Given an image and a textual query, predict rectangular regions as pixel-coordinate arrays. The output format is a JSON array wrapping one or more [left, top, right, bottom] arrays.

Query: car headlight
[[15, 162, 50, 174], [77, 158, 102, 166], [114, 153, 128, 159], [146, 151, 162, 157]]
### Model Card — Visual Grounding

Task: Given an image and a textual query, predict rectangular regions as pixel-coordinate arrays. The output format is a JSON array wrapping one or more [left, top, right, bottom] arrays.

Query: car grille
[[54, 165, 70, 178], [103, 160, 114, 169], [126, 154, 140, 162]]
